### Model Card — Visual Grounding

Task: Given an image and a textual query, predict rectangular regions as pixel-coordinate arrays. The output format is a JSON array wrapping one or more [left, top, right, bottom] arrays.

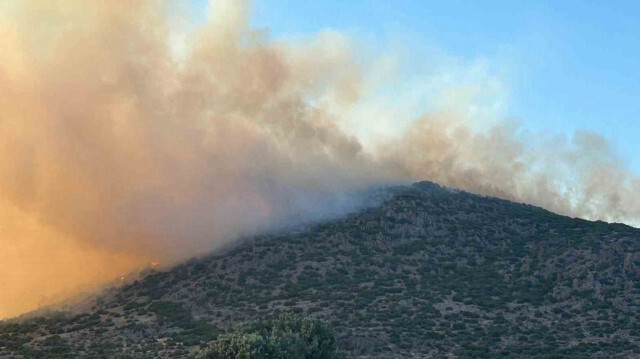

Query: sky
[[193, 0, 640, 171]]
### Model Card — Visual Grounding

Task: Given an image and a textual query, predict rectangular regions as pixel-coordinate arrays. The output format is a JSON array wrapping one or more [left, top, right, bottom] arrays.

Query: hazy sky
[[193, 0, 640, 171]]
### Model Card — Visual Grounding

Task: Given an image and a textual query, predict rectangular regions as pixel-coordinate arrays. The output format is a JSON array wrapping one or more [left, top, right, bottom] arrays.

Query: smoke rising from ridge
[[1, 0, 638, 318]]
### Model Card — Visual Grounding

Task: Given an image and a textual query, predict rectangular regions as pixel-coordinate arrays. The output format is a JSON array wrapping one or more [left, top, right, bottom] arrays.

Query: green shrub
[[196, 313, 345, 359]]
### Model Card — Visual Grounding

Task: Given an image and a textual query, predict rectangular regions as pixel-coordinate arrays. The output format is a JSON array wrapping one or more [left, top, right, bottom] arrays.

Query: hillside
[[2, 181, 640, 358]]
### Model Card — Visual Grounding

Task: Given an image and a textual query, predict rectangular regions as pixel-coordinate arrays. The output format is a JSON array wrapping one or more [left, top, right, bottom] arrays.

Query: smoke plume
[[0, 0, 638, 318]]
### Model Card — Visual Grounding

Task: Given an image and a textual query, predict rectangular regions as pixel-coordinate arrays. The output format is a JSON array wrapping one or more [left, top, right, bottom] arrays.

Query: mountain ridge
[[2, 181, 640, 358]]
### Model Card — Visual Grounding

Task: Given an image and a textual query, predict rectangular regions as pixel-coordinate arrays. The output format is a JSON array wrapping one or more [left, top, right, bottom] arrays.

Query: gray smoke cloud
[[382, 114, 640, 223], [0, 0, 638, 318]]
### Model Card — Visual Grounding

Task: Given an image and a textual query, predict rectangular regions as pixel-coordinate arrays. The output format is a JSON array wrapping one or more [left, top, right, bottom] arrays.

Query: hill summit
[[2, 181, 640, 358]]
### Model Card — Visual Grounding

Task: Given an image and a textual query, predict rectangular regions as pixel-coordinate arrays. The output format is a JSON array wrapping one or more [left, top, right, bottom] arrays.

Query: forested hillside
[[2, 182, 640, 358]]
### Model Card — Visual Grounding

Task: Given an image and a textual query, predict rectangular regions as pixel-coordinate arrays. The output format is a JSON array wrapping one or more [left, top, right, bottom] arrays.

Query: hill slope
[[2, 181, 640, 358]]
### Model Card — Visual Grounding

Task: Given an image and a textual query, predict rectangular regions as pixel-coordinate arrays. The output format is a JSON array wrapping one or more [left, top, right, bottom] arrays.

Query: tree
[[196, 313, 345, 359]]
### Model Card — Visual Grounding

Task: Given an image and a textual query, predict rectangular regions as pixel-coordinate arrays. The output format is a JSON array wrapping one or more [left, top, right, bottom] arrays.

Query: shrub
[[196, 313, 345, 359]]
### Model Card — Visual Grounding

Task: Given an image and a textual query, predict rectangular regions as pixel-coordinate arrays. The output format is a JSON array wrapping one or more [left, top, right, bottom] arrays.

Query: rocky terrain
[[2, 181, 640, 358]]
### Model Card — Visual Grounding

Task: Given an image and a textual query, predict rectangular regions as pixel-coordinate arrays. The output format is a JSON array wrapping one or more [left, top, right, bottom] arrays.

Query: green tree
[[197, 313, 345, 359]]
